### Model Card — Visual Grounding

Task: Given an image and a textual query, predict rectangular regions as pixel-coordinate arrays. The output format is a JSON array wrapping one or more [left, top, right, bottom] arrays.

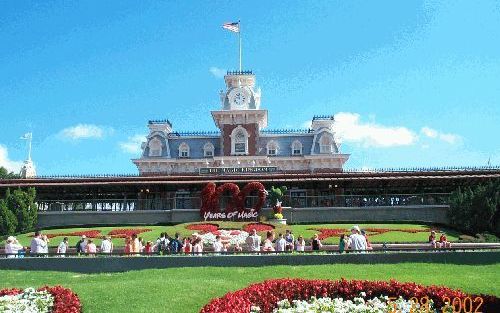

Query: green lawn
[[6, 222, 462, 248], [0, 263, 499, 312]]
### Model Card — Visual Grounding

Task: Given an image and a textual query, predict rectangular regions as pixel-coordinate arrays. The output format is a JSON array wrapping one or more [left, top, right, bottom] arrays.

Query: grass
[[0, 263, 499, 312], [6, 222, 462, 248]]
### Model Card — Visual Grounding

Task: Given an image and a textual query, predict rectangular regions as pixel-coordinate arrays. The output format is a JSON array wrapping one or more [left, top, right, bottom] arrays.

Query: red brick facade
[[221, 123, 259, 156]]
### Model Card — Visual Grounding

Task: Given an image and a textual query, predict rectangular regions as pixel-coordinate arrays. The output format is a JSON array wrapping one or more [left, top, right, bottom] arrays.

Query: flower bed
[[0, 286, 81, 313], [243, 223, 275, 233], [200, 278, 500, 313], [312, 228, 434, 240], [200, 229, 249, 246], [186, 223, 219, 234], [107, 228, 152, 238], [43, 230, 103, 239]]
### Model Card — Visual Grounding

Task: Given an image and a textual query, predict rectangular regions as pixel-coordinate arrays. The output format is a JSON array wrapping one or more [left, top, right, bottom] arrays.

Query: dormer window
[[319, 134, 334, 154], [291, 140, 303, 155], [148, 138, 162, 157], [179, 142, 190, 158], [231, 126, 249, 155], [267, 140, 278, 156], [203, 142, 215, 157]]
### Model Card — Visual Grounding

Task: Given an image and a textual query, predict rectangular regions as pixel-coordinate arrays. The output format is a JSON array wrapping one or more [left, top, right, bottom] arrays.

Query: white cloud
[[119, 135, 145, 154], [209, 66, 226, 78], [0, 144, 23, 173], [59, 124, 113, 140], [334, 112, 417, 147], [421, 126, 460, 144]]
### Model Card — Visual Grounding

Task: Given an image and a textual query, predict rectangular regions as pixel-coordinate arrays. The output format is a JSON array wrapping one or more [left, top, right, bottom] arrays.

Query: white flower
[[0, 288, 54, 313]]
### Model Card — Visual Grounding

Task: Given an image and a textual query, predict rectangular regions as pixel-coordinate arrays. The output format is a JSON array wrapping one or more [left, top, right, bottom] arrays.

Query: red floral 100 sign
[[200, 182, 267, 220]]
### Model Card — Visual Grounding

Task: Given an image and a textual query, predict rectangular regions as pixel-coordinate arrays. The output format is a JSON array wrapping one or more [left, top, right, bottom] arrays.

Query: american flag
[[222, 22, 240, 33]]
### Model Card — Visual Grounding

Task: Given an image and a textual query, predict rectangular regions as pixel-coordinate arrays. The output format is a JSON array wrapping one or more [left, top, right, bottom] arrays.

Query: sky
[[1, 1, 499, 175]]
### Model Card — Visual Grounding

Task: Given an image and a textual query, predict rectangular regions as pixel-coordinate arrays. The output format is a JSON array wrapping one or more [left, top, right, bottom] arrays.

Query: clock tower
[[211, 70, 268, 156]]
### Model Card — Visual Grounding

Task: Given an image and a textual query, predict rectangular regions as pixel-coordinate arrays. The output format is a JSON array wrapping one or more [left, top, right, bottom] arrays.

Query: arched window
[[148, 138, 162, 157], [203, 142, 215, 157], [267, 140, 278, 156], [231, 126, 249, 155], [319, 134, 334, 153], [179, 142, 190, 158], [291, 140, 303, 155]]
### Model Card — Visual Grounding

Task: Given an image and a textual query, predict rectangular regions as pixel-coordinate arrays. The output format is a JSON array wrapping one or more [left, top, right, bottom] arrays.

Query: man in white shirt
[[348, 225, 367, 252], [212, 236, 224, 254], [275, 233, 286, 252], [30, 231, 47, 256], [57, 237, 69, 257], [245, 229, 261, 252], [100, 236, 113, 254]]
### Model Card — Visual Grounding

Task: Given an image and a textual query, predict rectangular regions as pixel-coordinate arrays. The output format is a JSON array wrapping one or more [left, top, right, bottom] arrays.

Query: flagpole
[[238, 20, 242, 71]]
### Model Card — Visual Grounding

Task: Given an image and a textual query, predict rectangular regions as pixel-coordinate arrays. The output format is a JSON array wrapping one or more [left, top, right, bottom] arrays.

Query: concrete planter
[[269, 218, 287, 225]]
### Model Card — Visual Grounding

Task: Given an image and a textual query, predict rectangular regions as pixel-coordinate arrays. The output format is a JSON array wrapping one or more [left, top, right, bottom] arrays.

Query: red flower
[[186, 223, 219, 234], [199, 278, 500, 313], [0, 286, 81, 313], [107, 228, 152, 238], [243, 223, 275, 233]]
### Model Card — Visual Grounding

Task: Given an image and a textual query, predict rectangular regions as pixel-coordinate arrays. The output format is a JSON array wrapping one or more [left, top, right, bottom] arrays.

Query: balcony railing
[[36, 193, 450, 212]]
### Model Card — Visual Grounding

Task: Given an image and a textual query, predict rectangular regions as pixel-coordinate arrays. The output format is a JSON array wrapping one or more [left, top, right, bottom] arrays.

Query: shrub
[[0, 199, 18, 236]]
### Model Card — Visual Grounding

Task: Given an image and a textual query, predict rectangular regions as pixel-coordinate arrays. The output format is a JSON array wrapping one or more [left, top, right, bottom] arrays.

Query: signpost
[[199, 166, 278, 175]]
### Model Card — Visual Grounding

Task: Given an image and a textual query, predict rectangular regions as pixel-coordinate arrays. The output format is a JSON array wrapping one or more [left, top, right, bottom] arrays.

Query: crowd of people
[[3, 226, 453, 258]]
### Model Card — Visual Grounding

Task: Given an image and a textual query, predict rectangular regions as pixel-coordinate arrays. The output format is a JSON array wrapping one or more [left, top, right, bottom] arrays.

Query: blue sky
[[1, 1, 499, 175]]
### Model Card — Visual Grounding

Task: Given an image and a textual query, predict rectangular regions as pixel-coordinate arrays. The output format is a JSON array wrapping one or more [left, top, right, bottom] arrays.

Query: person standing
[[100, 236, 114, 254], [75, 235, 87, 254], [169, 233, 183, 254], [57, 237, 69, 257], [30, 231, 47, 256], [348, 226, 367, 252], [183, 237, 192, 254], [284, 229, 295, 251], [245, 229, 261, 253], [275, 233, 286, 252], [311, 234, 323, 251], [295, 236, 306, 252], [86, 239, 97, 256], [212, 236, 224, 255], [130, 234, 141, 255], [262, 231, 275, 252], [192, 237, 203, 255]]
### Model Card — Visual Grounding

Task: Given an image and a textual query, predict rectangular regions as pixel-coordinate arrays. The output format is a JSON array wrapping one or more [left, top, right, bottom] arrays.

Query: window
[[203, 142, 215, 157], [319, 134, 334, 154], [291, 140, 302, 155], [231, 126, 249, 155], [178, 142, 190, 158], [267, 140, 278, 156], [148, 138, 162, 157]]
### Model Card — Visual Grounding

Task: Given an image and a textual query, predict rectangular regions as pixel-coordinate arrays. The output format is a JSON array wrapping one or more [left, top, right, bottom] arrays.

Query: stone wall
[[37, 205, 449, 228]]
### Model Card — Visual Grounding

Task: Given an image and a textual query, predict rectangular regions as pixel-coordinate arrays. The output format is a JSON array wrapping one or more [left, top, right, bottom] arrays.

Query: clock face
[[229, 88, 249, 108]]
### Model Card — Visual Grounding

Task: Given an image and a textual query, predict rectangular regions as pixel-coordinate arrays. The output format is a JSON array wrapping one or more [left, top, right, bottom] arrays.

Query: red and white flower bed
[[200, 278, 500, 313], [0, 286, 81, 313]]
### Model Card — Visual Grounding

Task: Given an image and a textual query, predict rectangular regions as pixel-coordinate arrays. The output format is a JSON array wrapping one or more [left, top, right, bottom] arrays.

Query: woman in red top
[[439, 232, 451, 248], [183, 237, 192, 254]]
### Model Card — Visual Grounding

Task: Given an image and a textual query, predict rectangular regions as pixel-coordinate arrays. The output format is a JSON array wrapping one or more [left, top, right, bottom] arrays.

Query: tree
[[449, 179, 500, 235], [0, 199, 18, 236], [5, 187, 37, 233], [0, 166, 19, 179]]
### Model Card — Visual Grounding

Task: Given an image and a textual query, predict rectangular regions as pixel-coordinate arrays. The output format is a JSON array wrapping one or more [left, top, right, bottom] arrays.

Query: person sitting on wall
[[75, 235, 87, 255], [262, 231, 275, 252], [295, 235, 306, 252], [86, 239, 97, 256], [311, 233, 323, 251], [439, 232, 451, 248], [100, 236, 113, 254], [183, 237, 192, 254], [57, 237, 69, 257], [284, 229, 295, 252], [429, 231, 439, 248], [361, 230, 373, 250], [275, 233, 286, 252], [245, 229, 261, 253], [5, 236, 24, 259], [347, 226, 367, 252]]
